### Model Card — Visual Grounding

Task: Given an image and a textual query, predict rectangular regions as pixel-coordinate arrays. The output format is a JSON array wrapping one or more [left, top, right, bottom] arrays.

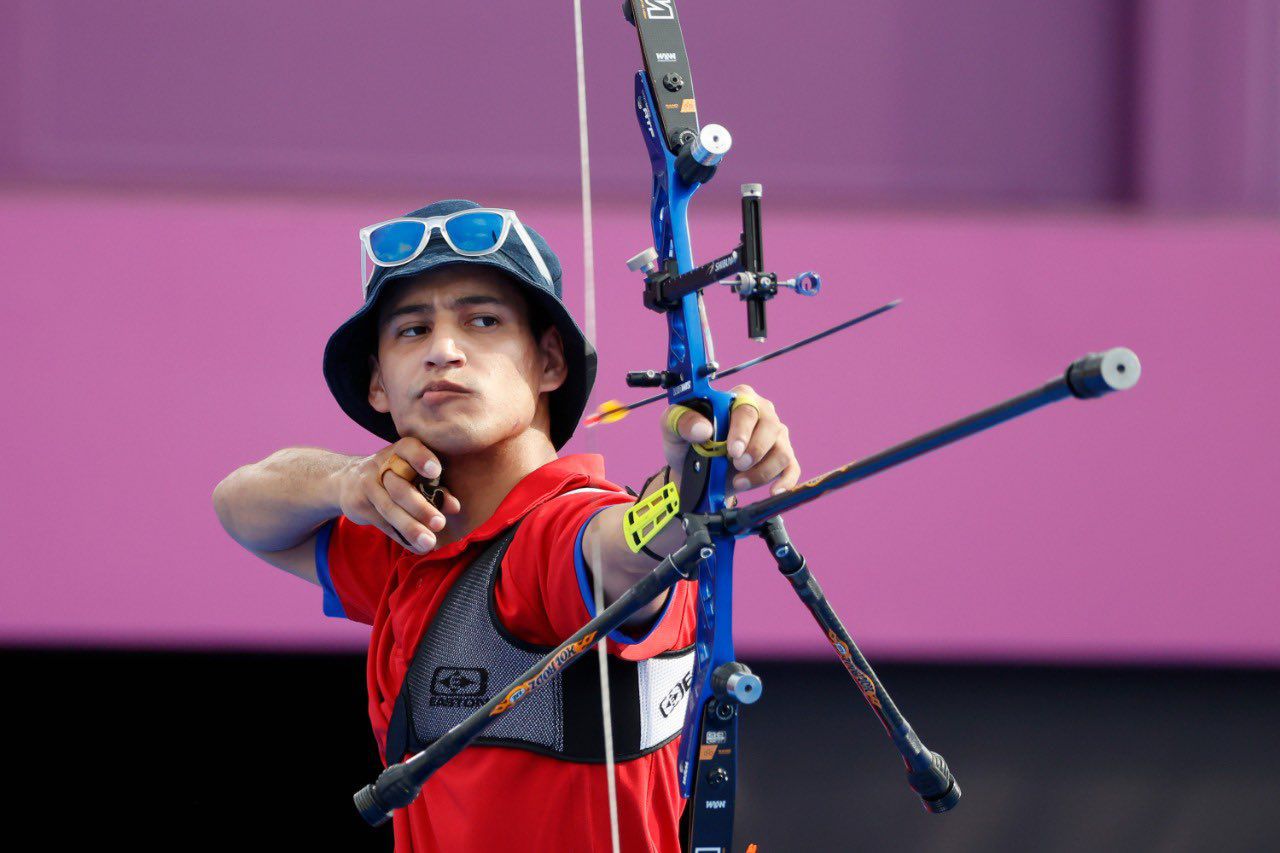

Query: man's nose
[[423, 334, 466, 368]]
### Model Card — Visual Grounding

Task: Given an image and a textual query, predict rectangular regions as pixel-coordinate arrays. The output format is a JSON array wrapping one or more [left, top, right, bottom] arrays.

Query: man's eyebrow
[[383, 294, 508, 323]]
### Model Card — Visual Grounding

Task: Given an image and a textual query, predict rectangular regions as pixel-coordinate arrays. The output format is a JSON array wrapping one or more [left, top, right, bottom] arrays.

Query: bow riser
[[635, 67, 742, 819]]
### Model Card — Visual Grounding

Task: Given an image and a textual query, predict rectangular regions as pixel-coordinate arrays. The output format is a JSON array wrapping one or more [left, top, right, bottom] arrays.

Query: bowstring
[[572, 2, 623, 851]]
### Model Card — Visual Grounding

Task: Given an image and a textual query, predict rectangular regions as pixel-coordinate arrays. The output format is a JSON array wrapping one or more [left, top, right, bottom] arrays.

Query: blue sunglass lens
[[444, 212, 506, 253], [369, 221, 427, 264]]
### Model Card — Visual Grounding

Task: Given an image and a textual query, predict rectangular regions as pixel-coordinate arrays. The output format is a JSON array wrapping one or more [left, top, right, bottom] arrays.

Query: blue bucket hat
[[323, 199, 596, 450]]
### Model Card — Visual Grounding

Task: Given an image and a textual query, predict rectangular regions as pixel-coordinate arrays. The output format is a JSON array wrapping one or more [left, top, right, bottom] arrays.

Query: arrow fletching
[[585, 399, 637, 427]]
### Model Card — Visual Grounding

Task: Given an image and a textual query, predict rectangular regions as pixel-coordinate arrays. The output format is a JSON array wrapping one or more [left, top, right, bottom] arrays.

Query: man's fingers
[[351, 490, 421, 552], [384, 472, 449, 533], [393, 438, 442, 480], [364, 464, 437, 553], [735, 419, 780, 473], [437, 491, 462, 515], [726, 402, 761, 463], [370, 486, 437, 553], [772, 457, 802, 495], [370, 516, 417, 552], [730, 443, 790, 492], [666, 406, 713, 444]]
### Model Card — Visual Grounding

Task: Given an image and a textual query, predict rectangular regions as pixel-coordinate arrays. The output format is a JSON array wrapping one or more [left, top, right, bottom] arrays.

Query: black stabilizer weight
[[354, 761, 423, 826], [907, 750, 962, 814], [1065, 347, 1141, 398], [353, 784, 392, 827], [675, 138, 718, 185]]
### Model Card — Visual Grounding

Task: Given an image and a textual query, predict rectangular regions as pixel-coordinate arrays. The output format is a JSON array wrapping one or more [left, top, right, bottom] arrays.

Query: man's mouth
[[419, 381, 472, 403]]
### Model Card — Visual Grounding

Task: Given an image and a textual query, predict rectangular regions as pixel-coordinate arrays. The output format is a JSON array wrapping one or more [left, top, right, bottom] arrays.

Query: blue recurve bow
[[351, 2, 1142, 850]]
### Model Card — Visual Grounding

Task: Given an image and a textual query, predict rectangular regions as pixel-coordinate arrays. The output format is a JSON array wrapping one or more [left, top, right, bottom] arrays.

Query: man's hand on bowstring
[[662, 384, 802, 501], [333, 437, 462, 554]]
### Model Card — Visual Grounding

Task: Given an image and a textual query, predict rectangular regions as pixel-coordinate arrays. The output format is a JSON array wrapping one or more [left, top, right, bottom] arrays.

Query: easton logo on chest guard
[[430, 667, 488, 707]]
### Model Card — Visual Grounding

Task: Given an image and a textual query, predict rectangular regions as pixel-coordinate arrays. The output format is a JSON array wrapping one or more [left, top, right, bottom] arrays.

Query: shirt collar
[[423, 453, 616, 560]]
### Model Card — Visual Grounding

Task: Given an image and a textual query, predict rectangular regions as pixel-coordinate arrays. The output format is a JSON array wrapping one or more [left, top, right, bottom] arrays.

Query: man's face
[[367, 265, 567, 455]]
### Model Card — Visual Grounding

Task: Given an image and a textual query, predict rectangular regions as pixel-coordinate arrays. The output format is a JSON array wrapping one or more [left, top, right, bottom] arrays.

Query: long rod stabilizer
[[722, 347, 1142, 535]]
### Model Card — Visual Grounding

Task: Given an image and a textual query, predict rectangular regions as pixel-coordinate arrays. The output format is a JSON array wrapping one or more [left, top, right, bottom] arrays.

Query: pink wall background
[[1, 188, 1275, 662], [3, 0, 1276, 212], [1, 1, 1276, 661]]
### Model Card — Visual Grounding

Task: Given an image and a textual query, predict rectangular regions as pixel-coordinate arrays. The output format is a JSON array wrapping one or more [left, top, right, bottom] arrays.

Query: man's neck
[[435, 430, 559, 546]]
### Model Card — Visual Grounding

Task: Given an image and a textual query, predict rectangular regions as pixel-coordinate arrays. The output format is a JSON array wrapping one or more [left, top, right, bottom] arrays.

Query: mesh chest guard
[[384, 519, 695, 765]]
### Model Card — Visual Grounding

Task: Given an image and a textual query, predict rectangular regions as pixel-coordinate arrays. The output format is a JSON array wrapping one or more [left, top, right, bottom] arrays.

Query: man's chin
[[396, 418, 489, 455]]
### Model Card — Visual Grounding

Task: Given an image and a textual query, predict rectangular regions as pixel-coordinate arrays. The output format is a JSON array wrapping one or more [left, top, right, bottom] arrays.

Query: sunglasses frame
[[359, 208, 553, 296]]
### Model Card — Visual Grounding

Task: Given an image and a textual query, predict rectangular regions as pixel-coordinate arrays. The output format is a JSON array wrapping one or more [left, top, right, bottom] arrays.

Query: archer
[[212, 198, 800, 852]]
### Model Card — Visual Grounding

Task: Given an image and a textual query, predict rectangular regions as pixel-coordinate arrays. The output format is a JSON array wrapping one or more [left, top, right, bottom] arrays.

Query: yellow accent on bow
[[622, 481, 681, 554]]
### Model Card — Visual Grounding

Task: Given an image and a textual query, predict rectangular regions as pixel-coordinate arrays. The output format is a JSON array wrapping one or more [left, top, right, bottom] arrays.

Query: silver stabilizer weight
[[692, 124, 732, 166], [712, 661, 763, 705]]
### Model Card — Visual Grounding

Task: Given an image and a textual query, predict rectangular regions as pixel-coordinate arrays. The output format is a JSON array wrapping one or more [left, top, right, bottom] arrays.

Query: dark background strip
[[6, 649, 1275, 851]]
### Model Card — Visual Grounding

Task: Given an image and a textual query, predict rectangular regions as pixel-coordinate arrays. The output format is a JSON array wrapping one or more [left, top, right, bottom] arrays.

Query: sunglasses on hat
[[359, 208, 553, 296]]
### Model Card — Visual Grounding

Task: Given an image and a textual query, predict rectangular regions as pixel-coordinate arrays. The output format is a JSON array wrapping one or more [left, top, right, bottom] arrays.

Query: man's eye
[[399, 325, 428, 338], [470, 315, 499, 328]]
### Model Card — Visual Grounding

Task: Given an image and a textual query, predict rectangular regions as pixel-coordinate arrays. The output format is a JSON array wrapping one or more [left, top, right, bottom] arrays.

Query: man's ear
[[368, 353, 390, 414], [537, 325, 568, 394]]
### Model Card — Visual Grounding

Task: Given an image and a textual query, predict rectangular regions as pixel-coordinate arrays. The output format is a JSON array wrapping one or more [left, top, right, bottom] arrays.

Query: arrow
[[585, 298, 901, 427]]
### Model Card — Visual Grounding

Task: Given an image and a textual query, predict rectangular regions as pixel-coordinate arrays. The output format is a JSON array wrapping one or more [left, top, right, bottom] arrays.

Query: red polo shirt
[[315, 454, 696, 852]]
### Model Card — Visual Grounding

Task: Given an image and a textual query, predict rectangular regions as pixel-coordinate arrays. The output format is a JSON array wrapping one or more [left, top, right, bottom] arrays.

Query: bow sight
[[625, 183, 821, 354], [352, 1, 1142, 849]]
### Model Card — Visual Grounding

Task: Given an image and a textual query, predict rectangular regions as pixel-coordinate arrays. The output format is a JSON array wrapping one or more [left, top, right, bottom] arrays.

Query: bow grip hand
[[663, 386, 801, 499]]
